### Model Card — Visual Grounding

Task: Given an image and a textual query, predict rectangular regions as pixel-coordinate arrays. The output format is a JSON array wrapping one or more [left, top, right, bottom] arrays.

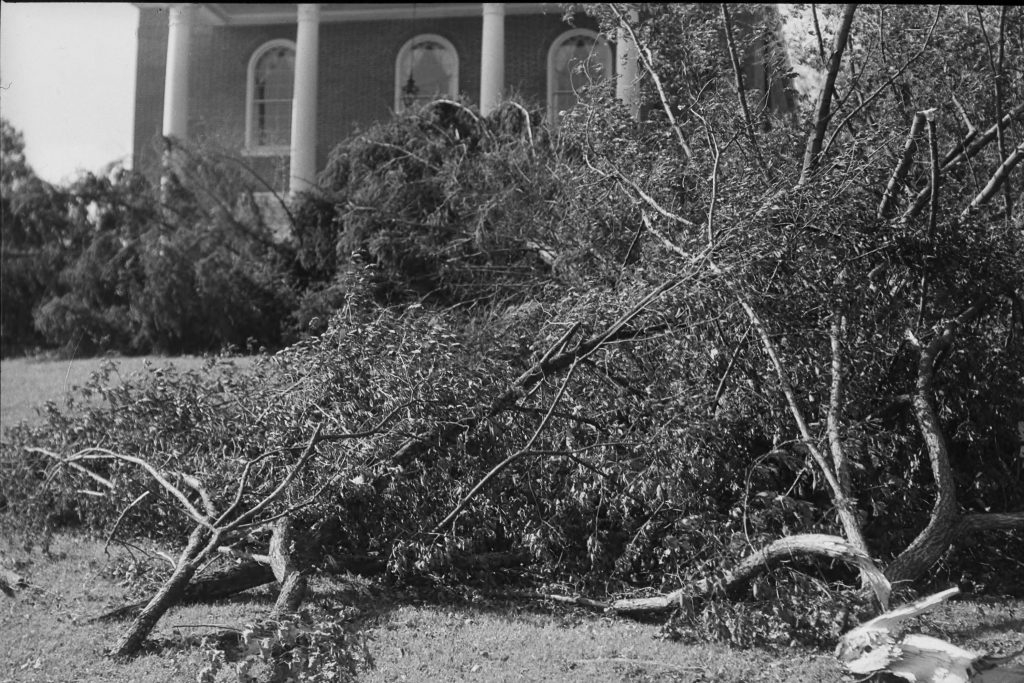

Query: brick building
[[132, 3, 633, 194]]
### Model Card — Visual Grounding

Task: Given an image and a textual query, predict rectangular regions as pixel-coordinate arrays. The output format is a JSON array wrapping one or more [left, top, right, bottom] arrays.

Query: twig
[[609, 4, 693, 161], [103, 491, 152, 556], [432, 359, 581, 533], [721, 3, 771, 181], [823, 8, 941, 159], [223, 423, 324, 531]]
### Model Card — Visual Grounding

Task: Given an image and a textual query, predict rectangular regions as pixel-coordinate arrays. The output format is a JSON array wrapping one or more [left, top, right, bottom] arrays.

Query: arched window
[[547, 29, 612, 126], [395, 34, 459, 112], [246, 39, 296, 152]]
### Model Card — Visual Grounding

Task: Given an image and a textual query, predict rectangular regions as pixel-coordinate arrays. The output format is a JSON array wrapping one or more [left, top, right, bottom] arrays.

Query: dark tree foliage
[[1, 129, 301, 356]]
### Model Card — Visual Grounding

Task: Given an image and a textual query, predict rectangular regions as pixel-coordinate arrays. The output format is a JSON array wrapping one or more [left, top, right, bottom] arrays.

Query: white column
[[162, 4, 196, 141], [290, 3, 320, 194], [615, 11, 640, 118], [479, 2, 505, 116]]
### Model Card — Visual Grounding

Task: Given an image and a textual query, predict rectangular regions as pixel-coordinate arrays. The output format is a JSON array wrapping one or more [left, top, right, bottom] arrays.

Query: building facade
[[132, 3, 640, 194]]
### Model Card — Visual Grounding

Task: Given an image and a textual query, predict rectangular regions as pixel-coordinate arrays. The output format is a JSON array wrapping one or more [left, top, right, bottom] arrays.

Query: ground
[[1, 357, 1022, 682]]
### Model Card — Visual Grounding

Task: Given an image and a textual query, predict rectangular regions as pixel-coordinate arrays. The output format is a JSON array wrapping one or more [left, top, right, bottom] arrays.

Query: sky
[[1, 2, 139, 185]]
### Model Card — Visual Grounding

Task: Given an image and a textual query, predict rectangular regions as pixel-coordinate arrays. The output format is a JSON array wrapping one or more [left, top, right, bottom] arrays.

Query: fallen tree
[[2, 2, 1022, 664]]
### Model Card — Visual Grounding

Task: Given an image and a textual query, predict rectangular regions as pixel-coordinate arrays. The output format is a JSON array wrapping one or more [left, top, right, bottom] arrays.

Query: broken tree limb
[[961, 142, 1024, 219], [904, 102, 1024, 221], [608, 533, 889, 617], [268, 516, 309, 618], [837, 587, 1024, 682]]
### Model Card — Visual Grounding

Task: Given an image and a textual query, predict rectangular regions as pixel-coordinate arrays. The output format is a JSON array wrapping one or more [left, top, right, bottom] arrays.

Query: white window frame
[[245, 39, 296, 155], [546, 28, 613, 126], [394, 34, 460, 112]]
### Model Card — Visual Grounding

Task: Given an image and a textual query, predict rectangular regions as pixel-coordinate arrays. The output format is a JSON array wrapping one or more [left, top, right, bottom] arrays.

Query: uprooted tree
[[1, 2, 1022, 658]]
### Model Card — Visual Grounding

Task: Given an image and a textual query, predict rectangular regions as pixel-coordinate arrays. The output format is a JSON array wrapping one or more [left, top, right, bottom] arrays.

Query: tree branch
[[799, 3, 858, 185], [609, 4, 693, 161], [878, 111, 927, 219], [960, 142, 1024, 219], [823, 8, 941, 160]]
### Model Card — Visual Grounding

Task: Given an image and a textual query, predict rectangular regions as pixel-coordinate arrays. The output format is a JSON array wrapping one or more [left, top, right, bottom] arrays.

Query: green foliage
[[196, 614, 371, 683], [1, 126, 300, 356], [2, 3, 1023, 652]]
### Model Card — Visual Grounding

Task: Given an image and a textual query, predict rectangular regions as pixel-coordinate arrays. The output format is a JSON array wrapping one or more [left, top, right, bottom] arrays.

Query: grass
[[0, 355, 254, 434], [0, 537, 850, 683], [2, 357, 1022, 682]]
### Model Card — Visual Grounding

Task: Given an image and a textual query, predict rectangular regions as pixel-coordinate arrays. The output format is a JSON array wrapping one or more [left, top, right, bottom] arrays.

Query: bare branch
[[223, 422, 324, 532], [432, 358, 581, 533], [34, 447, 213, 528], [977, 6, 1013, 219], [960, 142, 1024, 219], [609, 4, 693, 161], [877, 111, 927, 219], [609, 534, 889, 616], [799, 3, 858, 185], [823, 8, 941, 159], [904, 102, 1024, 220], [827, 313, 853, 495], [917, 110, 940, 328]]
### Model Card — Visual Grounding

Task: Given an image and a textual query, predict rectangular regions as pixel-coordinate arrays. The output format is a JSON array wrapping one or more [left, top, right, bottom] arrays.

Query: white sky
[[1, 2, 139, 185]]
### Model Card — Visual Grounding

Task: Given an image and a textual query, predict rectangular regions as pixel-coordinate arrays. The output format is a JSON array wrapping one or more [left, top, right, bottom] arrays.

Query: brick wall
[[132, 8, 601, 190]]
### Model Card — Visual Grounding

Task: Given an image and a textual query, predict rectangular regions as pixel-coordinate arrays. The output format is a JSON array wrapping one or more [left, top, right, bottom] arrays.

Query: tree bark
[[268, 516, 309, 618], [111, 526, 210, 658], [884, 303, 986, 585], [609, 533, 888, 616], [878, 112, 927, 219]]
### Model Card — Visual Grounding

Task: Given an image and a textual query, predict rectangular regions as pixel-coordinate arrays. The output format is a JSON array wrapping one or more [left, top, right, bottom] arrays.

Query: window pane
[[398, 38, 457, 109], [252, 46, 294, 147], [256, 49, 294, 100], [256, 101, 291, 146]]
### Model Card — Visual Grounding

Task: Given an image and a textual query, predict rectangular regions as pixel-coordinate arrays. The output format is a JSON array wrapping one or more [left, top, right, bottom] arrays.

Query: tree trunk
[[268, 516, 309, 618], [111, 526, 209, 658], [883, 305, 984, 585]]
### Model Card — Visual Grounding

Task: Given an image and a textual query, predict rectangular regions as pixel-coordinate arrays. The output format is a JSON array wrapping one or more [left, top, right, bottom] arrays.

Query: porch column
[[479, 2, 505, 116], [162, 3, 196, 141], [615, 11, 640, 118], [290, 3, 320, 194]]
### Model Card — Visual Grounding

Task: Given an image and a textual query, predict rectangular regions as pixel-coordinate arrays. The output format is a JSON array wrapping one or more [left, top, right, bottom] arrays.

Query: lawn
[[2, 357, 1022, 682], [0, 355, 255, 434]]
